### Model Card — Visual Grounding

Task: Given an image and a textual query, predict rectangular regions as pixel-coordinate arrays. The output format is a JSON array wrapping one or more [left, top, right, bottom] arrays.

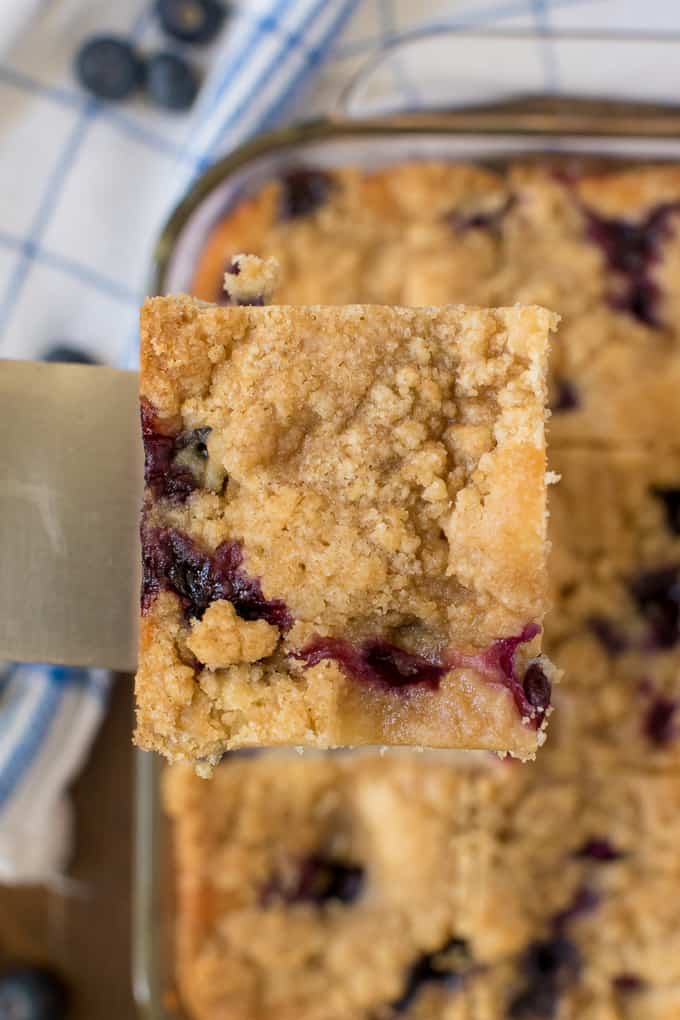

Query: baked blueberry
[[629, 566, 680, 649], [75, 35, 143, 101], [262, 855, 364, 906], [575, 838, 623, 861], [653, 488, 680, 535], [644, 695, 677, 746], [0, 966, 68, 1020], [509, 937, 580, 1019], [157, 0, 227, 44], [141, 525, 292, 630], [522, 662, 552, 714], [146, 52, 199, 111], [278, 169, 333, 220], [391, 937, 470, 1013], [584, 202, 680, 327], [551, 378, 579, 413], [588, 615, 627, 656]]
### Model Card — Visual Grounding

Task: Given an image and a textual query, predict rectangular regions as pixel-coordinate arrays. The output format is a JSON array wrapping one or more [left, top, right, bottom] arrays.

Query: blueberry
[[262, 855, 364, 907], [0, 966, 68, 1020], [584, 201, 680, 328], [575, 838, 623, 862], [629, 566, 680, 649], [146, 52, 199, 111], [509, 937, 580, 1019], [141, 525, 293, 630], [157, 0, 227, 44], [278, 170, 333, 220], [588, 615, 627, 656], [613, 974, 645, 994], [550, 378, 579, 413], [522, 663, 551, 713], [644, 695, 677, 746], [653, 488, 680, 535], [390, 937, 470, 1013], [42, 345, 96, 365], [75, 35, 143, 101]]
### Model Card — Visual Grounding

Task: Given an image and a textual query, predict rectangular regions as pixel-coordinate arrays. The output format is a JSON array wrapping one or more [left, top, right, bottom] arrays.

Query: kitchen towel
[[1, 0, 679, 881]]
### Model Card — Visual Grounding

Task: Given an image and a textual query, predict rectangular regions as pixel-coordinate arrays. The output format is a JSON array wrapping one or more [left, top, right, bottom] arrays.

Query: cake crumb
[[223, 253, 281, 305]]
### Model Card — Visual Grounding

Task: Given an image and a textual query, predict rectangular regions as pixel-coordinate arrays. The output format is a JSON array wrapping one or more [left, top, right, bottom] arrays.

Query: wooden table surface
[[0, 677, 137, 1019]]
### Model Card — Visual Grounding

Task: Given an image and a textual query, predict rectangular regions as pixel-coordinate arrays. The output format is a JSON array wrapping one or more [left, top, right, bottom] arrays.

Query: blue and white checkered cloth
[[1, 0, 678, 881]]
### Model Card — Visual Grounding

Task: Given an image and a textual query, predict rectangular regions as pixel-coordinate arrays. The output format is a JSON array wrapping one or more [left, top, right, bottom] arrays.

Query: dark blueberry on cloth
[[42, 345, 96, 364], [157, 0, 227, 44], [75, 35, 143, 101], [146, 52, 199, 110], [0, 966, 69, 1020]]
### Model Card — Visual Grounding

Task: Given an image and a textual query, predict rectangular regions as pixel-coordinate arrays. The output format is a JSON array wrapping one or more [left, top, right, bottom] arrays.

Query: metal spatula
[[0, 360, 142, 672]]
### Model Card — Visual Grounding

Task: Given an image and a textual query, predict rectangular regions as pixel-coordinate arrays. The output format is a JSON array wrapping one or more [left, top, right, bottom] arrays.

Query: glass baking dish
[[134, 95, 680, 1020]]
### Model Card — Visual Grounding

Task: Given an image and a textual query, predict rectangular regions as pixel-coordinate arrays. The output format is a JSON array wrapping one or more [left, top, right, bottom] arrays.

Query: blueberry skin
[[42, 345, 96, 365], [0, 966, 69, 1020], [74, 35, 143, 101], [157, 0, 227, 44], [146, 52, 199, 111]]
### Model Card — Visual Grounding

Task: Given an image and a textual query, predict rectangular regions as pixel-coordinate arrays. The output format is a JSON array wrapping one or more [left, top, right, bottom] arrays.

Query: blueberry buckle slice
[[140, 525, 292, 631], [292, 623, 550, 726]]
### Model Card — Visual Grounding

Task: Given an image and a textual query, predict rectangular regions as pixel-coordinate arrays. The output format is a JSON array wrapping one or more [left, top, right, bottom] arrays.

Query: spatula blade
[[0, 360, 141, 672]]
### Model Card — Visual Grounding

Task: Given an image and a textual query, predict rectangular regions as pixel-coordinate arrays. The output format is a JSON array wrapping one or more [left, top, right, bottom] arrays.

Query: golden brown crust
[[166, 755, 680, 1020], [135, 299, 555, 761]]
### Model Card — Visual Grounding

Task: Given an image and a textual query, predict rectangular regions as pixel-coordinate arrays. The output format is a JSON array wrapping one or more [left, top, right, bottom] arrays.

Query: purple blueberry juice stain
[[261, 855, 364, 907], [389, 937, 470, 1014], [290, 638, 447, 692], [575, 838, 623, 862], [583, 201, 680, 328], [278, 169, 333, 220], [653, 488, 680, 535], [140, 526, 292, 630], [459, 623, 550, 724], [551, 886, 600, 932], [508, 936, 580, 1020], [644, 694, 677, 746], [629, 565, 680, 649], [141, 399, 213, 503], [291, 624, 548, 723], [551, 378, 580, 413], [613, 974, 645, 994]]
